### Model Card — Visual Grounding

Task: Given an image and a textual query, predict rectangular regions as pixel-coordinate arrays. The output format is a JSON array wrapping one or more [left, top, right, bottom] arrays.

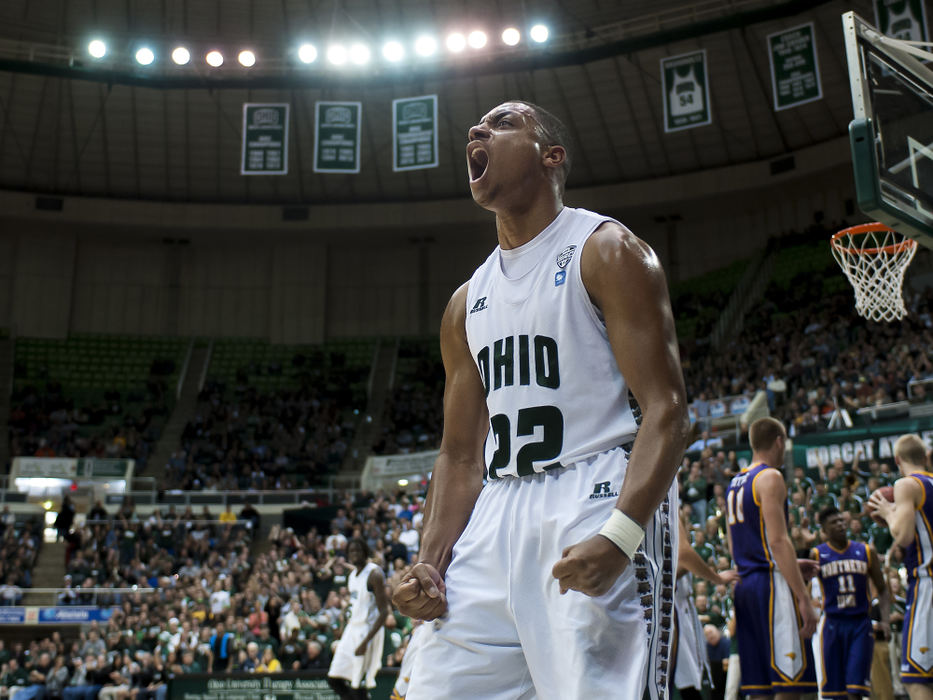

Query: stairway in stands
[[0, 338, 12, 474], [21, 541, 65, 606], [139, 344, 211, 481], [339, 338, 399, 483]]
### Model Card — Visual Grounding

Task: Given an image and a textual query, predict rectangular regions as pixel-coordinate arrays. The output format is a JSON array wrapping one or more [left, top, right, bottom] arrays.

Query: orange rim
[[831, 222, 918, 255]]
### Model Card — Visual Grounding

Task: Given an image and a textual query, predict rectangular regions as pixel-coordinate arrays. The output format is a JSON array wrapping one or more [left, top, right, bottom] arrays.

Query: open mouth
[[467, 144, 489, 182]]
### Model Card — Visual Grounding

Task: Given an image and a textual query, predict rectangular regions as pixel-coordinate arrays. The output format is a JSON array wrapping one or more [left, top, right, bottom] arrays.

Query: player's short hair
[[512, 101, 573, 193], [348, 537, 371, 558], [748, 417, 786, 452], [894, 434, 928, 468], [819, 505, 840, 527]]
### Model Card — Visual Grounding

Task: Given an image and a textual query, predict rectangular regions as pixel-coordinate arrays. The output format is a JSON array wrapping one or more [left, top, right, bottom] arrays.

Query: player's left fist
[[552, 535, 629, 597]]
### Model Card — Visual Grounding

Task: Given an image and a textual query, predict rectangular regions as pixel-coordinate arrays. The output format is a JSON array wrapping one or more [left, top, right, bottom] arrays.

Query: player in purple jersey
[[869, 434, 933, 699], [726, 417, 818, 699], [811, 506, 889, 699]]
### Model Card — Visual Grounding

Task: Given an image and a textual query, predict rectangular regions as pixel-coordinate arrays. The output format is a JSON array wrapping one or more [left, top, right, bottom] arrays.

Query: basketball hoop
[[830, 222, 917, 322]]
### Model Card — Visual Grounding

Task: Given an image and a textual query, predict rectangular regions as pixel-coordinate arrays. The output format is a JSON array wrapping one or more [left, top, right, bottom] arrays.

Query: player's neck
[[494, 195, 563, 251], [827, 538, 849, 552]]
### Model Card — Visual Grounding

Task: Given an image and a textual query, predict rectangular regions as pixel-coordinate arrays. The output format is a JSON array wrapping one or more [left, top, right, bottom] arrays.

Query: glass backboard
[[842, 11, 933, 248]]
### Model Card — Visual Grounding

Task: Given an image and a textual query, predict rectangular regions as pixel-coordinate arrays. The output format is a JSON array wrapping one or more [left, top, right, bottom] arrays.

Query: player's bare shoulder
[[580, 220, 668, 311], [441, 282, 471, 342]]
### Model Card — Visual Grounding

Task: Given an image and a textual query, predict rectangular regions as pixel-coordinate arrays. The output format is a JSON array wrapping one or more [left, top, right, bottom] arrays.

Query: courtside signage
[[393, 95, 439, 171], [241, 103, 289, 175], [314, 101, 362, 173], [767, 23, 823, 111], [873, 0, 929, 42], [661, 50, 712, 132]]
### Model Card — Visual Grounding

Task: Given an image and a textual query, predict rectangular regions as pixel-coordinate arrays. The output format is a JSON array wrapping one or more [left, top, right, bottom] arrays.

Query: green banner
[[767, 23, 823, 111], [393, 95, 438, 171], [314, 102, 362, 174], [661, 50, 712, 133], [874, 0, 930, 42], [241, 104, 289, 175], [168, 672, 398, 700]]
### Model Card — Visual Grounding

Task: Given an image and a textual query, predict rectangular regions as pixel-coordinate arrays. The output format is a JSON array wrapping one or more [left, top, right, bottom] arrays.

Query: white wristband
[[598, 509, 645, 560]]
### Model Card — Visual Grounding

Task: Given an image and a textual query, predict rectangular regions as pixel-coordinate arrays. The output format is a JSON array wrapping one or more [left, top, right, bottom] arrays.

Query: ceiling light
[[349, 43, 370, 65], [382, 41, 404, 62], [502, 28, 521, 46], [468, 31, 487, 49], [171, 46, 190, 65], [446, 33, 466, 53], [530, 24, 549, 43], [327, 44, 348, 65], [206, 50, 224, 67], [88, 40, 106, 58], [298, 43, 317, 64], [414, 35, 437, 57], [238, 50, 256, 67], [135, 47, 154, 65]]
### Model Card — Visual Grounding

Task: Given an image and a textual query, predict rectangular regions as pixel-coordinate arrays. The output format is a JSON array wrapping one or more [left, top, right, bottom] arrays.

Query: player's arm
[[677, 519, 738, 585], [758, 468, 818, 637], [869, 477, 922, 547], [867, 544, 891, 641], [553, 223, 689, 597], [355, 568, 390, 656], [391, 282, 487, 619]]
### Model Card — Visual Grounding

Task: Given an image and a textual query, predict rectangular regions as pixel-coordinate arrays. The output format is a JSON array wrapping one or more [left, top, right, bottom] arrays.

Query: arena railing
[[102, 486, 347, 508], [16, 587, 157, 607]]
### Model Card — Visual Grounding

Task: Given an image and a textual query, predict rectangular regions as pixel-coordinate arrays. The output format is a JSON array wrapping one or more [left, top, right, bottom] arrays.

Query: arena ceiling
[[0, 0, 874, 205]]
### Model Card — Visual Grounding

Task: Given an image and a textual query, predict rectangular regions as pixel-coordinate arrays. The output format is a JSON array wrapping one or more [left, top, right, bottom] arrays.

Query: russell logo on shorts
[[589, 481, 619, 499]]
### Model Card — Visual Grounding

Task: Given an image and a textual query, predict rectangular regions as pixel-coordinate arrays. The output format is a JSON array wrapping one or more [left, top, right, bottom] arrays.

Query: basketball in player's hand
[[866, 486, 895, 523]]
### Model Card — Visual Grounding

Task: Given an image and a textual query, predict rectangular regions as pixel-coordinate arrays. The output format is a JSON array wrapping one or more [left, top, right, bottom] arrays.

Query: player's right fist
[[392, 562, 448, 621]]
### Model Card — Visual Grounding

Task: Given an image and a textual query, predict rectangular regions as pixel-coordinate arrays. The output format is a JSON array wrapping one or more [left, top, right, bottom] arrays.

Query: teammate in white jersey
[[327, 539, 389, 700], [392, 101, 689, 699]]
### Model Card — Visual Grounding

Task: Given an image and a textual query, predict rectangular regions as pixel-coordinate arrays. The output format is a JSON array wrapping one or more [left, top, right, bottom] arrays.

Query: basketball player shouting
[[726, 417, 818, 699], [869, 434, 933, 700], [392, 101, 689, 699]]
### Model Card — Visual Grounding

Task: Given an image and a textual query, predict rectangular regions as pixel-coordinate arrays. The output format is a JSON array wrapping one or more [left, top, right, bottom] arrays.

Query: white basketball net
[[831, 225, 917, 322]]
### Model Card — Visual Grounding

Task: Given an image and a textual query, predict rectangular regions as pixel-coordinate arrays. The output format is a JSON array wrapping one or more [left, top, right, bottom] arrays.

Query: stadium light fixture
[[468, 31, 487, 49], [327, 44, 348, 66], [502, 28, 521, 46], [88, 39, 107, 58], [446, 33, 466, 53], [206, 50, 224, 67], [171, 46, 190, 65], [382, 41, 404, 62], [530, 24, 549, 43], [238, 50, 256, 67], [298, 43, 318, 64], [349, 43, 370, 65], [135, 47, 155, 65], [414, 35, 437, 57]]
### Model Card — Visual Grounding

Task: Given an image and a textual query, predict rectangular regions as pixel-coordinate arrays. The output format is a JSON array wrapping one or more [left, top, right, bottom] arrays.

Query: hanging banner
[[314, 101, 362, 173], [240, 103, 289, 175], [392, 95, 439, 171], [874, 0, 930, 42], [661, 50, 712, 133], [767, 23, 823, 111]]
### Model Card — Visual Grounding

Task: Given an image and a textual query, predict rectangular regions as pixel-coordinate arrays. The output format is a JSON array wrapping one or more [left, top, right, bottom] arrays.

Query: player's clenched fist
[[391, 561, 448, 621], [552, 535, 630, 597]]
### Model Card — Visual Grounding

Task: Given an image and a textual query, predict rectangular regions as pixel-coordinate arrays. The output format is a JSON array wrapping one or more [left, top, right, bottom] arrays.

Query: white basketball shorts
[[406, 446, 678, 700]]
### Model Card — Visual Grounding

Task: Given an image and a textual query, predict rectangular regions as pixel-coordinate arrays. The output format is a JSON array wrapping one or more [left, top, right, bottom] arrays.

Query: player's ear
[[542, 144, 565, 170]]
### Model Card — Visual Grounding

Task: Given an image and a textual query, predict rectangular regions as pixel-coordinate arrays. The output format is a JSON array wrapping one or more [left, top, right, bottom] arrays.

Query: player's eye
[[497, 118, 512, 127]]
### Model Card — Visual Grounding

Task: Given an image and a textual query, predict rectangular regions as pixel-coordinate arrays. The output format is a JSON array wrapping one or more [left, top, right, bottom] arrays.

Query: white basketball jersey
[[347, 561, 379, 627], [465, 206, 639, 480]]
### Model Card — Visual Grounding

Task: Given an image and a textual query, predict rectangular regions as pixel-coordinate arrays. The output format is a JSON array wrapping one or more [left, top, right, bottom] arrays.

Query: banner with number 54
[[661, 50, 712, 133]]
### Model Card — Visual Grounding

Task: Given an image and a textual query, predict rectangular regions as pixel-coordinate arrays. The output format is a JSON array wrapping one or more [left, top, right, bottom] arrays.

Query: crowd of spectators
[[0, 507, 41, 607], [8, 379, 171, 469], [1, 490, 426, 698], [167, 379, 357, 492]]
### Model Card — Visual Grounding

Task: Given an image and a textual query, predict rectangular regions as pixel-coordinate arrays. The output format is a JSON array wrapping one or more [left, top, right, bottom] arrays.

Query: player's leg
[[843, 617, 873, 699], [325, 677, 355, 700], [405, 479, 535, 700], [902, 578, 933, 695], [512, 451, 676, 700], [733, 572, 776, 697], [769, 570, 818, 698], [817, 616, 848, 698]]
